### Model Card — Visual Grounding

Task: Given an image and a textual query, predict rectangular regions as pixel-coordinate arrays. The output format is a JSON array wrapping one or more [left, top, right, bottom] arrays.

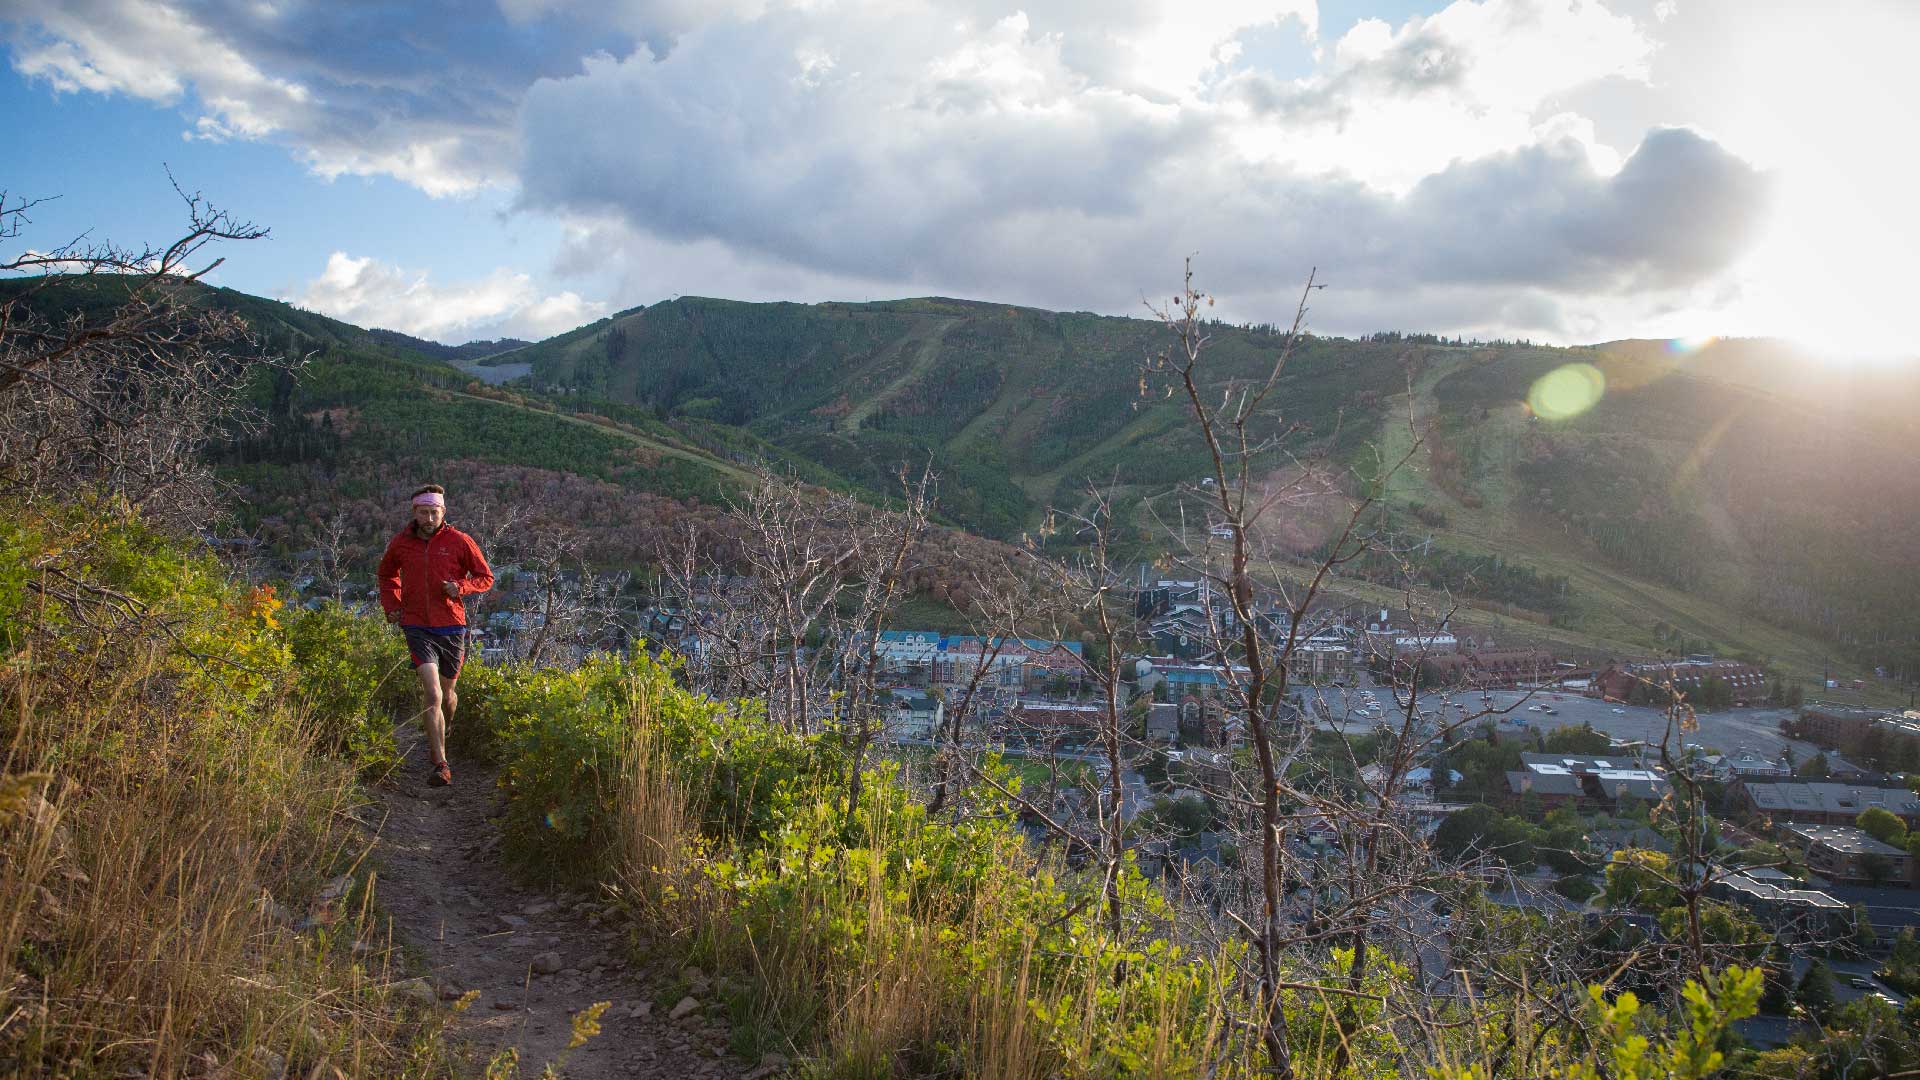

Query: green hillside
[[0, 277, 845, 567], [493, 296, 1920, 685], [498, 295, 1415, 536], [12, 276, 1912, 687]]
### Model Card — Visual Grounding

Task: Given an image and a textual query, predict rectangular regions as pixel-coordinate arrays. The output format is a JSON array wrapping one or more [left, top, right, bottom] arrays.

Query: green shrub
[[449, 644, 1767, 1077], [0, 498, 457, 1077], [1554, 874, 1601, 902], [285, 601, 412, 775]]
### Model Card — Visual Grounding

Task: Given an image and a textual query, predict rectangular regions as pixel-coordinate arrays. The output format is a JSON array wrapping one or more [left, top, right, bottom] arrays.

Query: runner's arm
[[376, 538, 405, 616], [457, 535, 494, 596]]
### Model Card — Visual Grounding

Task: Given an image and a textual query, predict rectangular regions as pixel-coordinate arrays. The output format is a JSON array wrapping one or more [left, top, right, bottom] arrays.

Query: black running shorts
[[402, 626, 466, 678]]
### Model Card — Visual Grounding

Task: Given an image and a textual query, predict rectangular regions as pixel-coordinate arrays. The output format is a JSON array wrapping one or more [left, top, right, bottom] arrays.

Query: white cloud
[[290, 252, 608, 343], [1, 0, 522, 194], [5, 0, 306, 140], [7, 0, 1820, 344], [514, 3, 1763, 337], [1222, 0, 1655, 192]]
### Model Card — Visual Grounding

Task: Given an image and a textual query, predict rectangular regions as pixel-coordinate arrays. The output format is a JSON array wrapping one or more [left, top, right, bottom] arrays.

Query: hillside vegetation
[[0, 500, 457, 1076], [491, 296, 1920, 683], [3, 203, 1862, 1079], [15, 275, 1912, 683]]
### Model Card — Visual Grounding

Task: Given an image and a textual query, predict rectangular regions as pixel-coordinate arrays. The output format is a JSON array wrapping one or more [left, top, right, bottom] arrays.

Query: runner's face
[[412, 503, 444, 532]]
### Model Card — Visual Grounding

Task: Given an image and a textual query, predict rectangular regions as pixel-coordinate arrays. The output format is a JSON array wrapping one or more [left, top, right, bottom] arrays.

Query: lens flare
[[1527, 363, 1606, 421], [1665, 334, 1718, 355]]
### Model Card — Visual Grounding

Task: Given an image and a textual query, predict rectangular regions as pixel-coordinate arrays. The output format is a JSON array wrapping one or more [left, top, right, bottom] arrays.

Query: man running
[[377, 484, 493, 786]]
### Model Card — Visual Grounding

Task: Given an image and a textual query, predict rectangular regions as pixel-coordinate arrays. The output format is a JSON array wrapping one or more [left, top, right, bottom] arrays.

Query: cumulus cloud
[[515, 3, 1765, 327], [5, 0, 1779, 341], [0, 0, 622, 194], [291, 252, 607, 343]]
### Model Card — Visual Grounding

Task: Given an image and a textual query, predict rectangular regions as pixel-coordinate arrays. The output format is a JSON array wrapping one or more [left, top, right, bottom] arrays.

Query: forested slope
[[15, 274, 1911, 681], [488, 295, 1920, 681]]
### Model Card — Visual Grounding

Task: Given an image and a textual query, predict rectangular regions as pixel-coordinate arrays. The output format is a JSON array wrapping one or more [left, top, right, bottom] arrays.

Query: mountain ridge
[[7, 275, 1911, 690], [470, 292, 1919, 687]]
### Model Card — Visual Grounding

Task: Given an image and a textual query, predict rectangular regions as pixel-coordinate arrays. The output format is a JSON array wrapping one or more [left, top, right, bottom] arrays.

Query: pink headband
[[411, 492, 444, 508]]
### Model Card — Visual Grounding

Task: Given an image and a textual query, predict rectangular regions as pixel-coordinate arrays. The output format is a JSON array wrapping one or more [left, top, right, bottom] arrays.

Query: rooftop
[[1742, 781, 1920, 817], [1519, 753, 1659, 778], [1506, 770, 1586, 797], [1719, 871, 1850, 911], [1780, 823, 1908, 856]]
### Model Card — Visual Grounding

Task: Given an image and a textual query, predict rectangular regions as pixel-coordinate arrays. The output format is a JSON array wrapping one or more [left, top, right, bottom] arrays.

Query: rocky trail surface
[[369, 732, 774, 1078]]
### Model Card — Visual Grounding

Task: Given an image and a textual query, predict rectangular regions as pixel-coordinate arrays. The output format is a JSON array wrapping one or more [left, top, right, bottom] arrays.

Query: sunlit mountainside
[[482, 296, 1920, 686], [9, 277, 1912, 688]]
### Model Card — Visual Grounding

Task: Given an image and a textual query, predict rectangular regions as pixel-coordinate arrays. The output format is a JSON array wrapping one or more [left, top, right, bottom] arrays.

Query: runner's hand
[[385, 609, 400, 624], [442, 580, 460, 598]]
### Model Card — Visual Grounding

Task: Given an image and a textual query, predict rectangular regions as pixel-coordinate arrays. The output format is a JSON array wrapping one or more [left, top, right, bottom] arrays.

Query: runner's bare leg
[[439, 674, 459, 736], [416, 662, 446, 765]]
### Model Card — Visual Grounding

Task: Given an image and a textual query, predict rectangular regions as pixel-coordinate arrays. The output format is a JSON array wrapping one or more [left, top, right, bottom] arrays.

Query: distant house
[[1135, 579, 1211, 619], [1418, 648, 1556, 688], [1505, 768, 1590, 813], [1146, 703, 1181, 743], [1710, 868, 1853, 940], [1789, 704, 1887, 747], [885, 688, 943, 741], [1148, 607, 1217, 659], [1733, 778, 1920, 830], [1594, 657, 1768, 704], [1393, 633, 1458, 657], [1724, 751, 1792, 779], [1779, 823, 1911, 885], [1785, 706, 1920, 767], [1505, 752, 1669, 816], [1133, 657, 1248, 700], [1004, 700, 1103, 736], [1357, 763, 1461, 802], [932, 635, 1085, 688], [873, 630, 944, 675], [1292, 630, 1355, 682]]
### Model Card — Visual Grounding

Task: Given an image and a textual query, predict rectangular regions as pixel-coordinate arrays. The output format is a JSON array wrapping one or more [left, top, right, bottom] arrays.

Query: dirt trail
[[370, 730, 756, 1079]]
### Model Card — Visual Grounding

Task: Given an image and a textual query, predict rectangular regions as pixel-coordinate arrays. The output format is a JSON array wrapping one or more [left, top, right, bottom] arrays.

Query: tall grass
[[451, 647, 1765, 1079], [0, 503, 456, 1078], [460, 654, 1244, 1077]]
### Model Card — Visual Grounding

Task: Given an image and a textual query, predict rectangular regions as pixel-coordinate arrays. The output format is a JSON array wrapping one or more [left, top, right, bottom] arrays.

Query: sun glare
[[1665, 334, 1717, 356], [1527, 363, 1606, 421]]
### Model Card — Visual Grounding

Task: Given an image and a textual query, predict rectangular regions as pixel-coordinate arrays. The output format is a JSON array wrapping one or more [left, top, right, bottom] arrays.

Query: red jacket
[[377, 523, 493, 627]]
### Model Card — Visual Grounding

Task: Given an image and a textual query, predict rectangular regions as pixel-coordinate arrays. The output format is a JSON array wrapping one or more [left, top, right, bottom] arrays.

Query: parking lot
[[1302, 684, 1820, 763]]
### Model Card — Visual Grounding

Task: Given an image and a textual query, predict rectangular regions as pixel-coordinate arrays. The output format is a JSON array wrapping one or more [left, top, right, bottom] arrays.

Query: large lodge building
[[1592, 657, 1769, 704]]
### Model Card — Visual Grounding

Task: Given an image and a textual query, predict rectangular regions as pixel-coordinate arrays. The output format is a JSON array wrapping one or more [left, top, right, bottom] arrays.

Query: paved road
[[1302, 685, 1820, 762], [1827, 956, 1907, 1007]]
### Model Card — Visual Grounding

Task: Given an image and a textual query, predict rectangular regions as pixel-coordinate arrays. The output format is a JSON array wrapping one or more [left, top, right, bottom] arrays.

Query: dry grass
[[605, 681, 1248, 1079], [0, 633, 457, 1078], [612, 675, 706, 927]]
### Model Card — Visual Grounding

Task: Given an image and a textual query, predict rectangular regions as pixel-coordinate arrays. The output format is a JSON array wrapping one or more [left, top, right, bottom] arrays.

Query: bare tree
[[921, 552, 1042, 817], [653, 466, 936, 807], [1022, 487, 1155, 968], [0, 179, 285, 531], [1135, 260, 1443, 1076], [312, 510, 360, 604]]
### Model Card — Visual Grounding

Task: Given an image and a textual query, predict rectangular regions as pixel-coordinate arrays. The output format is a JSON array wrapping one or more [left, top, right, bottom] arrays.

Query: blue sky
[[2, 1, 1915, 356], [3, 64, 552, 299]]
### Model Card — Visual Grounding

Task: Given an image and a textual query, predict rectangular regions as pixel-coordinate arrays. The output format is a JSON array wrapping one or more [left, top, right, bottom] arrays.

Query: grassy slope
[[1364, 344, 1914, 693], [488, 297, 1918, 683], [24, 277, 1906, 688]]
